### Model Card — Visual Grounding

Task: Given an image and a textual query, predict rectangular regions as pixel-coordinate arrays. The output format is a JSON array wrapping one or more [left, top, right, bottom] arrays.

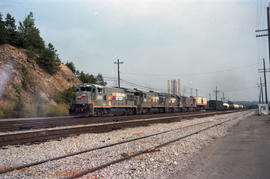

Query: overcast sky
[[0, 0, 267, 101]]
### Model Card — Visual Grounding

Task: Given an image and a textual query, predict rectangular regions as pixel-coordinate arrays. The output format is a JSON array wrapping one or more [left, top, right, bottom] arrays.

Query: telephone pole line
[[195, 88, 198, 97], [114, 59, 123, 88]]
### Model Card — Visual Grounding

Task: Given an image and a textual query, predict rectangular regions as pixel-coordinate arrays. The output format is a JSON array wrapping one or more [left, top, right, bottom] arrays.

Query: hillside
[[0, 44, 81, 118]]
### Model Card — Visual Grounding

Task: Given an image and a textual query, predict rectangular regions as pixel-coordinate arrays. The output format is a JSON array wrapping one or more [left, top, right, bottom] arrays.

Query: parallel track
[[64, 116, 239, 179], [0, 111, 217, 132], [0, 120, 213, 175], [0, 111, 235, 147], [0, 111, 246, 178]]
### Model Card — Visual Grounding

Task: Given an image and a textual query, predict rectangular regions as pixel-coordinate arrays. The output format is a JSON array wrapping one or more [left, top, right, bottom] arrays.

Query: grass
[[0, 99, 69, 118]]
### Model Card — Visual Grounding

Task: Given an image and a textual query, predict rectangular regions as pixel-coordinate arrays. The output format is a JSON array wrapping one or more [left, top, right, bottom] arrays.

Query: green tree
[[77, 71, 97, 84], [77, 71, 107, 85], [18, 12, 45, 52], [65, 61, 76, 73], [0, 12, 7, 44], [96, 73, 107, 86], [37, 43, 61, 75], [5, 13, 19, 46]]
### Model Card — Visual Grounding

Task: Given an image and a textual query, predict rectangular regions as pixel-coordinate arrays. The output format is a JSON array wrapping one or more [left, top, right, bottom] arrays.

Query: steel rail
[[64, 117, 237, 179], [0, 111, 220, 132], [0, 111, 235, 147], [0, 120, 216, 175]]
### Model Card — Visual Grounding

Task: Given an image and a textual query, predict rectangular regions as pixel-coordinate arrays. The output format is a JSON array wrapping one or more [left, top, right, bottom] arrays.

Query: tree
[[77, 71, 107, 85], [5, 13, 19, 46], [96, 73, 107, 86], [37, 43, 61, 75], [77, 71, 97, 84], [18, 12, 45, 52], [0, 13, 7, 44], [65, 61, 76, 73]]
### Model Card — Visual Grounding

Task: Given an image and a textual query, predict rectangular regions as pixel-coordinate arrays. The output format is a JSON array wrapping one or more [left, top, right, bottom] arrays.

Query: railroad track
[[0, 111, 250, 178], [0, 111, 235, 147], [0, 110, 218, 132]]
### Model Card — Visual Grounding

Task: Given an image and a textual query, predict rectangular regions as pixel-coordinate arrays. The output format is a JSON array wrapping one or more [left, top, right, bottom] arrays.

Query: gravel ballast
[[0, 110, 254, 179]]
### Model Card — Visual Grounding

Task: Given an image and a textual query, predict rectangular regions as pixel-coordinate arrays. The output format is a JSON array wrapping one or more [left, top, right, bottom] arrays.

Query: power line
[[121, 63, 258, 77]]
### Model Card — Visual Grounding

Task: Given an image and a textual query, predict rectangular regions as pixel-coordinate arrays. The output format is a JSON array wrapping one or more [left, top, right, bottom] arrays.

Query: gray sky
[[0, 0, 266, 101]]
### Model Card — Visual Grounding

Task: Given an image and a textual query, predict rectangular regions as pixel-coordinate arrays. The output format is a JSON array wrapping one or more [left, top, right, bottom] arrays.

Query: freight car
[[195, 96, 207, 110], [208, 100, 224, 110], [69, 83, 200, 116]]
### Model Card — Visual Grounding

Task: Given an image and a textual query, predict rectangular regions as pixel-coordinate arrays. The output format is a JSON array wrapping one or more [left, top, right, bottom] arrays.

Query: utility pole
[[260, 77, 264, 104], [222, 92, 225, 102], [258, 59, 268, 104], [257, 82, 261, 104], [195, 88, 198, 97], [267, 6, 270, 65], [209, 93, 211, 100], [263, 58, 268, 104], [256, 4, 270, 69], [114, 59, 123, 88], [213, 86, 220, 110]]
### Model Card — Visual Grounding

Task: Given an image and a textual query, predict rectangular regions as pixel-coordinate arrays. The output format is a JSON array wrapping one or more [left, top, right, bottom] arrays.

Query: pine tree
[[0, 12, 7, 44], [37, 43, 61, 75], [18, 12, 45, 52], [96, 73, 107, 86], [5, 13, 19, 46], [65, 61, 76, 73]]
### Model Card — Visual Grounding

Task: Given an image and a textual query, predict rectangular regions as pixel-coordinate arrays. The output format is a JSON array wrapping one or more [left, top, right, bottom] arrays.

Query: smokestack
[[171, 80, 173, 94], [168, 80, 170, 94], [175, 80, 177, 95], [178, 79, 181, 96]]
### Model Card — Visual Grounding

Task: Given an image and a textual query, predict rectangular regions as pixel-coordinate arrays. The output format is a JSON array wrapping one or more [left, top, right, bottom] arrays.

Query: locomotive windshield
[[79, 86, 92, 92]]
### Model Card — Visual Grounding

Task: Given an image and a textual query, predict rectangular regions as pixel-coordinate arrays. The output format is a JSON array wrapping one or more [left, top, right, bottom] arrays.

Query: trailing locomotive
[[69, 83, 198, 116]]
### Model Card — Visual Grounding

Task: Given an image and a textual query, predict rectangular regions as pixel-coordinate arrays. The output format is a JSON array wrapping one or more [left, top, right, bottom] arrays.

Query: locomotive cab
[[69, 84, 97, 116]]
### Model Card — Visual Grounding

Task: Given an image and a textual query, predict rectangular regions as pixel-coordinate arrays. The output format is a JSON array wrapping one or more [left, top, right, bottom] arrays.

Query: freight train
[[69, 83, 242, 116]]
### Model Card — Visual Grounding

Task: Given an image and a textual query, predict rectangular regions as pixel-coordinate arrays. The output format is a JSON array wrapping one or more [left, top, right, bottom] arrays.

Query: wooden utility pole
[[195, 88, 198, 97], [260, 77, 264, 104], [263, 58, 268, 104], [114, 59, 123, 88], [213, 86, 220, 110]]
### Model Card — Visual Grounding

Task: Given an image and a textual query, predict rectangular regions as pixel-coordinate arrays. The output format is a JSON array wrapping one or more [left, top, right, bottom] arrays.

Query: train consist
[[69, 83, 244, 116]]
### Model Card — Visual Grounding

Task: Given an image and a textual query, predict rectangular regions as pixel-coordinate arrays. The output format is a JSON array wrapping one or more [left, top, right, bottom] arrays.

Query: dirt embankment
[[0, 44, 81, 118]]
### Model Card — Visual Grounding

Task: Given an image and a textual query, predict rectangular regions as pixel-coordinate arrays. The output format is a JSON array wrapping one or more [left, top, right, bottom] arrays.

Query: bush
[[37, 43, 61, 75], [0, 110, 4, 118], [54, 87, 75, 105], [0, 100, 16, 118], [20, 65, 32, 90], [13, 97, 25, 117], [65, 61, 76, 74], [42, 103, 69, 117]]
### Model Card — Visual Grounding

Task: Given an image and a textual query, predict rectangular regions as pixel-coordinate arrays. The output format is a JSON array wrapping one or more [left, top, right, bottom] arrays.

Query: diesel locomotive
[[69, 83, 208, 116]]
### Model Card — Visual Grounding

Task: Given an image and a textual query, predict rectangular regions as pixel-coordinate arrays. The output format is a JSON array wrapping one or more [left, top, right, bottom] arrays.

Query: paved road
[[170, 114, 270, 179]]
